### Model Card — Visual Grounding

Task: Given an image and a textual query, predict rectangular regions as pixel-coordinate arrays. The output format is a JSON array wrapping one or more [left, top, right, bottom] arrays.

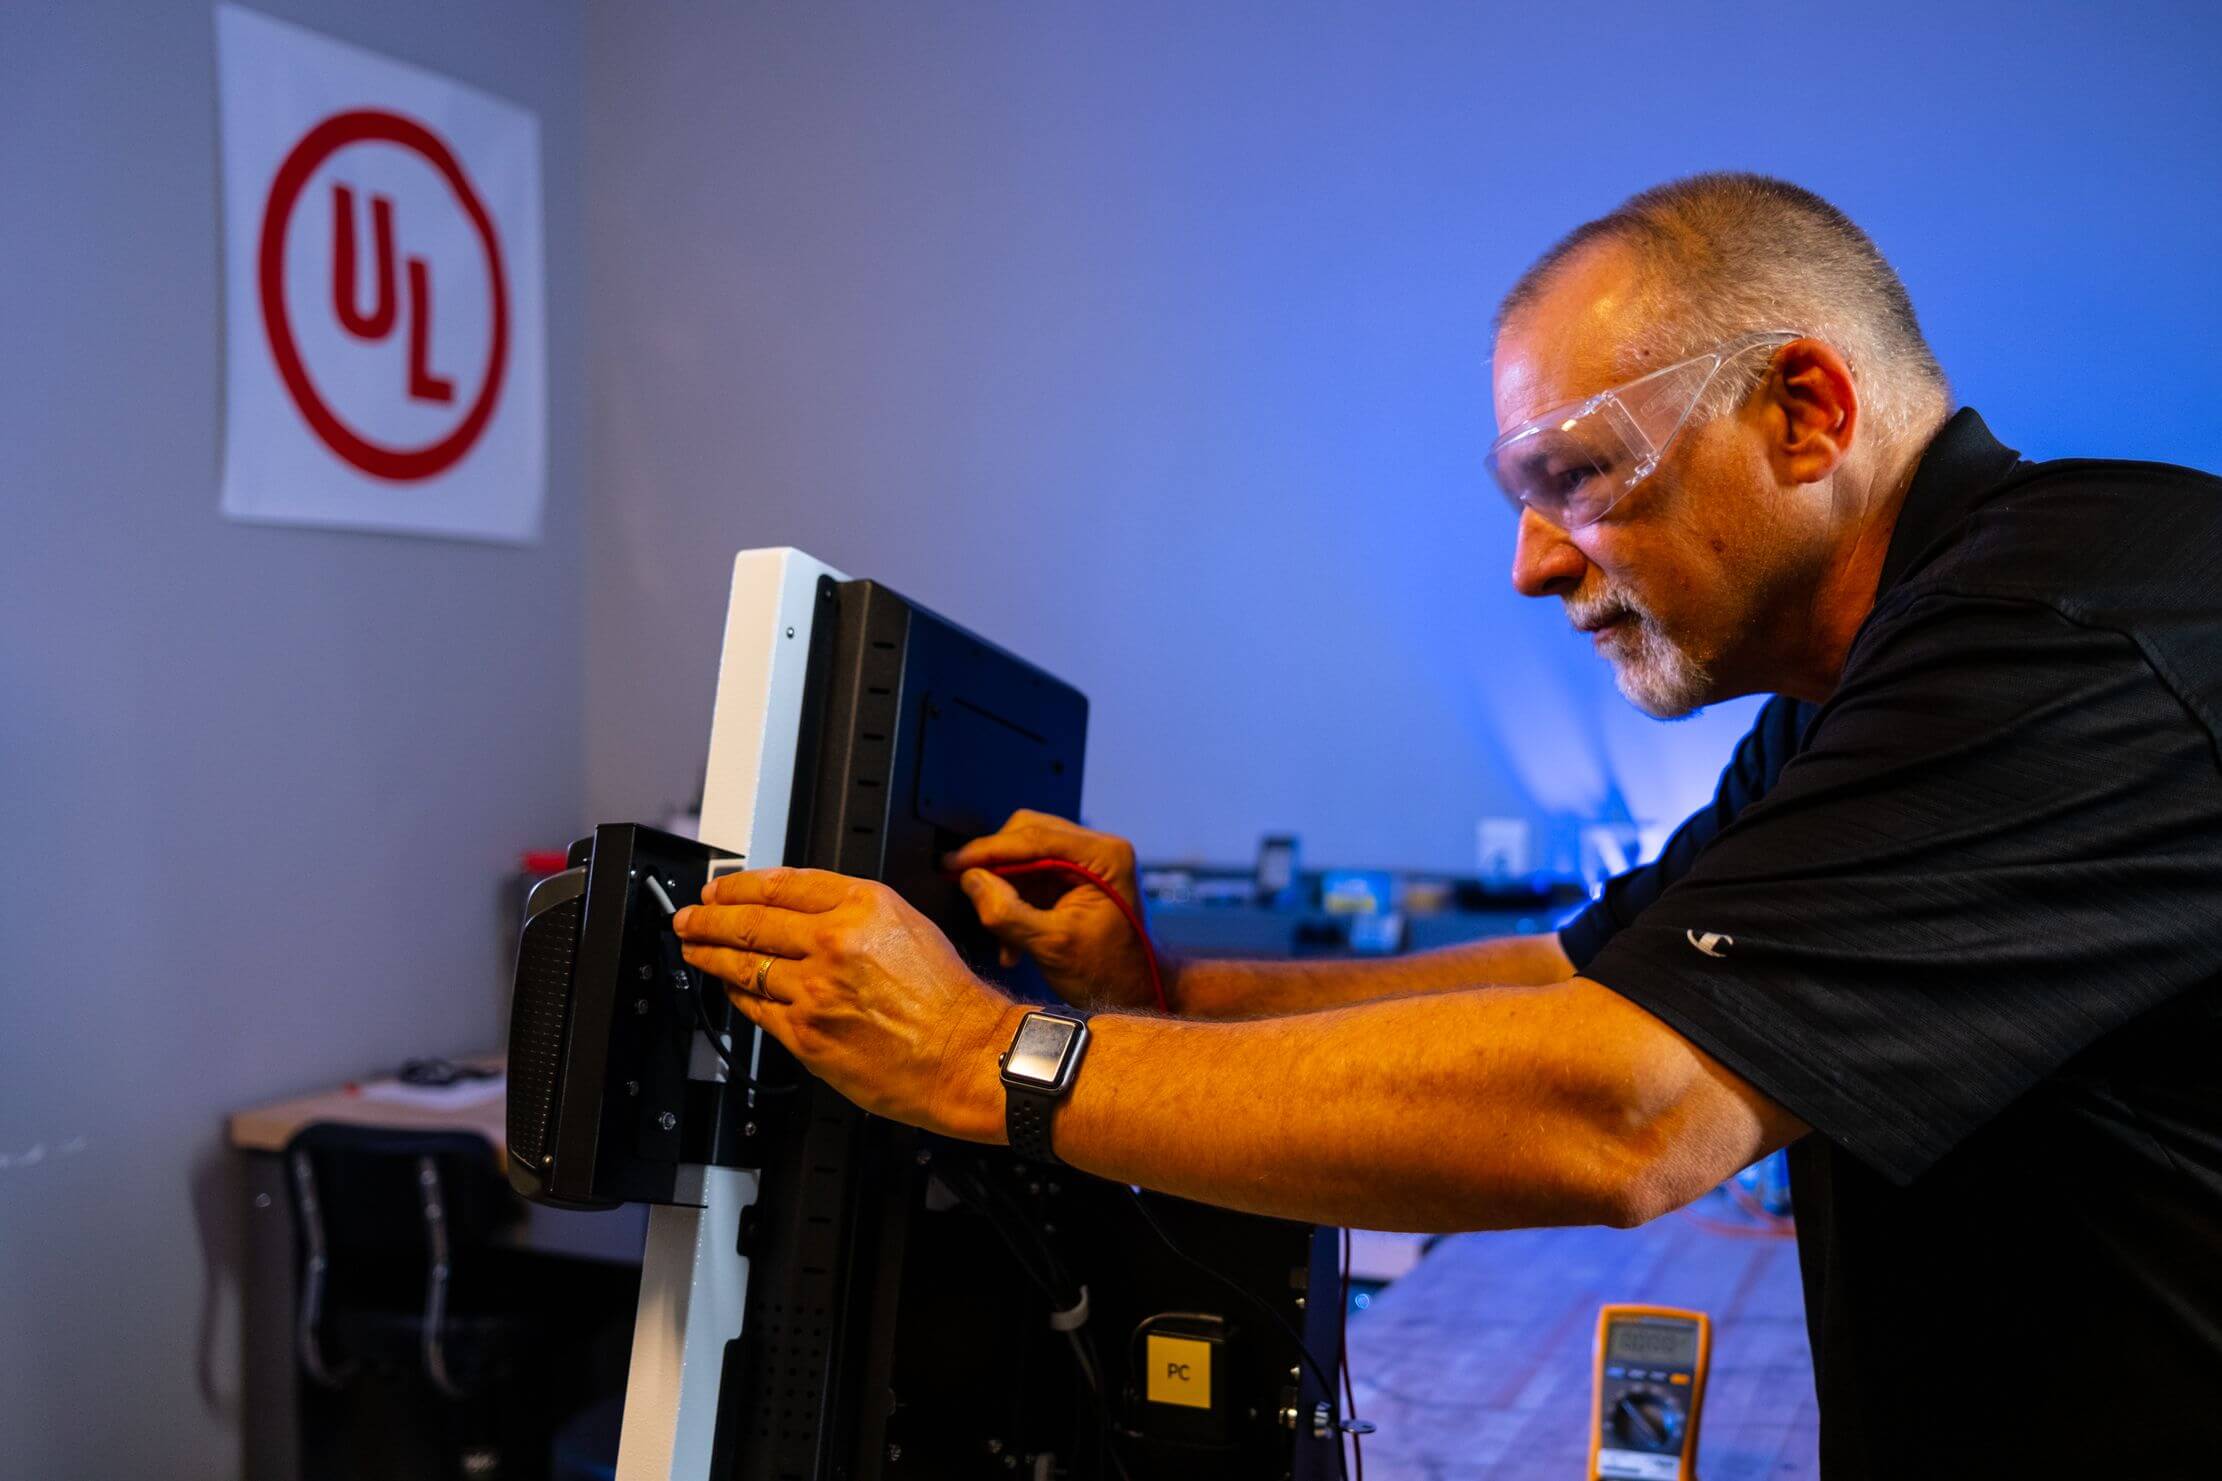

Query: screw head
[[625, 1080, 640, 1097], [634, 998, 649, 1015], [638, 963, 654, 981], [743, 1121, 758, 1137], [658, 1110, 678, 1132]]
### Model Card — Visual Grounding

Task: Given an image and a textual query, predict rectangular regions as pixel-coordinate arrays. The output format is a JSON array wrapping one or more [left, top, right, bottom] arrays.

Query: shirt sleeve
[[1582, 593, 2222, 1184], [1558, 695, 1809, 970]]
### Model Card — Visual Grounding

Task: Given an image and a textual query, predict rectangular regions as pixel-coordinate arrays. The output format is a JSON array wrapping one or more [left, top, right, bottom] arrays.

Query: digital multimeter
[[1590, 1304, 1710, 1481]]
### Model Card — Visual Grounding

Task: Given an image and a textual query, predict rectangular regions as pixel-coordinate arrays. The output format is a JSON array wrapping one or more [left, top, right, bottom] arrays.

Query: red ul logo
[[329, 183, 453, 404], [257, 109, 509, 481]]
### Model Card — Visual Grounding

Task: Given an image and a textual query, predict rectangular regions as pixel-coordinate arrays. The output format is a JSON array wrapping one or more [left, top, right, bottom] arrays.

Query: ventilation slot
[[746, 1300, 833, 1458], [505, 895, 581, 1171]]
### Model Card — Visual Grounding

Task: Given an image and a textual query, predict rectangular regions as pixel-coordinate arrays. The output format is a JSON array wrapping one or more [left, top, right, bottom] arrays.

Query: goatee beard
[[1569, 594, 1713, 719], [1611, 615, 1712, 718]]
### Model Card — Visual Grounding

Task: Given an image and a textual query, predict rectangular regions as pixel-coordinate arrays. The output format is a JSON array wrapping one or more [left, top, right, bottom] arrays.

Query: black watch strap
[[1006, 1084, 1061, 1165]]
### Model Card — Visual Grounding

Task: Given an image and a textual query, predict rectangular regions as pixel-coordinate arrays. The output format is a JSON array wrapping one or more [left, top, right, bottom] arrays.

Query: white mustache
[[1565, 595, 1640, 634]]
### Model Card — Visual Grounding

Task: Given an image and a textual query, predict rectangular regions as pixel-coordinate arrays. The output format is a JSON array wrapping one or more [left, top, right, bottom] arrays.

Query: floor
[[1342, 1190, 1819, 1480]]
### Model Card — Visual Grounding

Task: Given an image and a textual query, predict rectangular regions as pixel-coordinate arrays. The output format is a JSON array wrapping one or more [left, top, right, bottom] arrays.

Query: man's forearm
[[960, 977, 1767, 1234], [1171, 931, 1576, 1018]]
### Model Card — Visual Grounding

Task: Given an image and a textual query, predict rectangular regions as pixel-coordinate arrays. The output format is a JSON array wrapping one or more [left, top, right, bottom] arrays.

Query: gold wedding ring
[[751, 954, 774, 999]]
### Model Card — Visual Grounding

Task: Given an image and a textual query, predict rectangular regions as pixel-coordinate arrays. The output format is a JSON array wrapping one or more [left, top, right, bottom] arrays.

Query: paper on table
[[356, 1075, 507, 1111]]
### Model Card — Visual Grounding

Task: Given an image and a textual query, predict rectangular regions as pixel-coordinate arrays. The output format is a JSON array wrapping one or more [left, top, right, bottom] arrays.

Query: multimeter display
[[1607, 1323, 1698, 1367]]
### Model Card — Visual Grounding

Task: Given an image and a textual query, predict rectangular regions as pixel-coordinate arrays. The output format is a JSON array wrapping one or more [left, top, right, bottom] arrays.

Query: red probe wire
[[974, 859, 1171, 1014], [974, 857, 1365, 1465]]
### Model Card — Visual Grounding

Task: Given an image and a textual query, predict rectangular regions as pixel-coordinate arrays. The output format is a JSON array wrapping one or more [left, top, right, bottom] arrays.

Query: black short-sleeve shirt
[[1559, 410, 2222, 1476]]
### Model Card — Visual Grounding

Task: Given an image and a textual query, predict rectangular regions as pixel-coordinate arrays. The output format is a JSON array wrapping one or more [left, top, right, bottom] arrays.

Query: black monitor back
[[722, 577, 1084, 1475], [784, 576, 1085, 975], [722, 578, 1337, 1481]]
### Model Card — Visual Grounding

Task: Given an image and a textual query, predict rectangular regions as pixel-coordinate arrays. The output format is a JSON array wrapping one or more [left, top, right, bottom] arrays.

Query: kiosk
[[506, 550, 1347, 1479]]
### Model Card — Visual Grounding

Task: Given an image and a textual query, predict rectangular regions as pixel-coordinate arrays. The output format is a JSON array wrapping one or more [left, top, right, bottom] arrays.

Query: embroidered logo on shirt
[[1685, 929, 1734, 959]]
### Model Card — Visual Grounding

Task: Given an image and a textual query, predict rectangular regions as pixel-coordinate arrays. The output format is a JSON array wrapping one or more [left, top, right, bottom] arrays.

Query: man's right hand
[[943, 810, 1167, 1013]]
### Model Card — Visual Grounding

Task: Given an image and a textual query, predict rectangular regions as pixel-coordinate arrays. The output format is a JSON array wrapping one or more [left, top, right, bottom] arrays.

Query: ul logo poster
[[216, 6, 546, 543]]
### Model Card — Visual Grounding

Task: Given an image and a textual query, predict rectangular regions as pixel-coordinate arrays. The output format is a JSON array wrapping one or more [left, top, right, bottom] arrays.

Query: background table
[[228, 1057, 648, 1481]]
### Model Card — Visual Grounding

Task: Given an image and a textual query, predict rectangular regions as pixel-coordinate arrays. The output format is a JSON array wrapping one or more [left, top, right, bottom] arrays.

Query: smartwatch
[[998, 1010, 1090, 1165]]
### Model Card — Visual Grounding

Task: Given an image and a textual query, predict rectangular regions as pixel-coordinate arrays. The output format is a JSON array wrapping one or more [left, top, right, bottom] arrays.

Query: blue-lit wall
[[583, 2, 2221, 874]]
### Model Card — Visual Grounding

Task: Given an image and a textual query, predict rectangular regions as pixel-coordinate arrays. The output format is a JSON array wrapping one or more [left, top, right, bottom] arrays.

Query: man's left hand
[[673, 868, 1021, 1142]]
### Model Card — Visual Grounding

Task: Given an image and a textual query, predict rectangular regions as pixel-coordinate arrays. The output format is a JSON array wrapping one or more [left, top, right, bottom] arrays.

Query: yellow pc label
[[1145, 1334, 1213, 1410]]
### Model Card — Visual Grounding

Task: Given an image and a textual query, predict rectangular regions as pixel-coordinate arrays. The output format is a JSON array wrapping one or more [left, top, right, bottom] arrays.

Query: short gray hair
[[1497, 173, 1949, 441]]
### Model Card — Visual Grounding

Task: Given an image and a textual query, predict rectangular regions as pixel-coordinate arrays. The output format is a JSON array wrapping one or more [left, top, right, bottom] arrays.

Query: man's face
[[1493, 249, 1802, 717]]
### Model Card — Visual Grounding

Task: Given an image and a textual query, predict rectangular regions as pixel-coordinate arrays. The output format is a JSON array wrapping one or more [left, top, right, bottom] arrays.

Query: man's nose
[[1510, 505, 1587, 598]]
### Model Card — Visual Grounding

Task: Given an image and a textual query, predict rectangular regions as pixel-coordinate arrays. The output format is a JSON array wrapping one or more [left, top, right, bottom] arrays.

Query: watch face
[[1005, 1015, 1081, 1086]]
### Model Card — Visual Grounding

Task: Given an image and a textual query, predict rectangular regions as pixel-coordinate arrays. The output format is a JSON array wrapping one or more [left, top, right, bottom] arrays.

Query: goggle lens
[[1487, 409, 1639, 530], [1487, 330, 1800, 531]]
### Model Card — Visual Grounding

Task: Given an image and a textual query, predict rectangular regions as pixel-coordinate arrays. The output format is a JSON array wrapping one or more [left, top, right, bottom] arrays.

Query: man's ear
[[1764, 338, 1859, 485]]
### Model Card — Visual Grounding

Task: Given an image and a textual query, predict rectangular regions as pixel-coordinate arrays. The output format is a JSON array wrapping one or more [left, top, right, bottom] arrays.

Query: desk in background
[[229, 1056, 647, 1481], [1148, 901, 1561, 960]]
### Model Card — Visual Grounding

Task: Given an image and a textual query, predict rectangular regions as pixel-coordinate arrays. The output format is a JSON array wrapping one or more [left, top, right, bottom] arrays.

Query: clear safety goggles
[[1487, 329, 1802, 530]]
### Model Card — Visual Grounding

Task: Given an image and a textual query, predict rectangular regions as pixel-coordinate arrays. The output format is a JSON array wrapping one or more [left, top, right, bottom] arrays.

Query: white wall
[[0, 3, 585, 1476]]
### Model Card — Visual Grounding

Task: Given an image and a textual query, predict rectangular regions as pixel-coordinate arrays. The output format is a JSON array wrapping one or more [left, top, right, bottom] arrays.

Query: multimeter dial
[[1610, 1389, 1686, 1449]]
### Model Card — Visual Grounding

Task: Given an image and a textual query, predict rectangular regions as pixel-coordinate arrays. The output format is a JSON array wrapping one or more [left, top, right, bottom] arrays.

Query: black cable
[[934, 1153, 1064, 1285], [688, 972, 737, 1070], [1120, 1185, 1350, 1481], [934, 1150, 1130, 1479], [1340, 1226, 1366, 1481], [934, 1158, 1070, 1302], [980, 864, 1358, 1475], [941, 1098, 1346, 1472], [689, 974, 802, 1097], [943, 1153, 1131, 1478], [644, 879, 800, 1097]]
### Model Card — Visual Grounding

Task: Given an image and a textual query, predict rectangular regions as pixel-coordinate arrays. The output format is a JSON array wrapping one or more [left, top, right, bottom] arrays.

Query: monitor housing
[[507, 551, 1342, 1480]]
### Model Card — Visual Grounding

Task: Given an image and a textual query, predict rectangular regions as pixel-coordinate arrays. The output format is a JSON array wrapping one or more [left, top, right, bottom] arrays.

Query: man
[[675, 174, 2222, 1473]]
